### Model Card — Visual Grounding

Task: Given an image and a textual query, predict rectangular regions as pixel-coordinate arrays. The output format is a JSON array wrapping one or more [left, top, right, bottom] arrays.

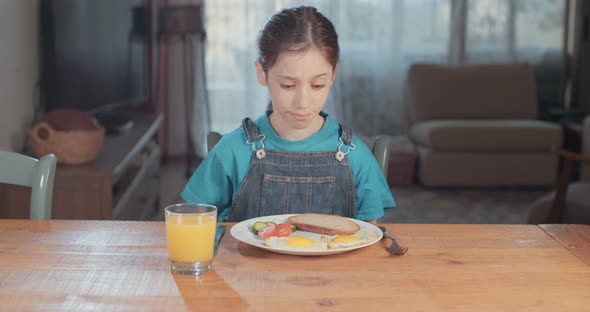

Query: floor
[[156, 157, 551, 224], [385, 185, 548, 224], [154, 157, 190, 221]]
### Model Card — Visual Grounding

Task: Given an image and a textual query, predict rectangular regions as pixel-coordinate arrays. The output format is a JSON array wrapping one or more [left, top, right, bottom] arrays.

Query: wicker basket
[[29, 120, 105, 165]]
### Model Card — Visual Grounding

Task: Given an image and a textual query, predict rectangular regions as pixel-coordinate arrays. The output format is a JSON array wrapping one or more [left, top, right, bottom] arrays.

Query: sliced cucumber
[[252, 222, 268, 235], [290, 224, 297, 232]]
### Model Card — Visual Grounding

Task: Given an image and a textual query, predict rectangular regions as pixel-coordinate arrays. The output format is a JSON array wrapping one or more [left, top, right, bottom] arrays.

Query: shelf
[[0, 112, 164, 220], [112, 144, 160, 219]]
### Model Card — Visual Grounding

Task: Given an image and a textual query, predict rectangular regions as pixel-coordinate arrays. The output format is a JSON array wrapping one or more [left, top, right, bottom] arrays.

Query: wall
[[0, 0, 196, 154], [0, 0, 39, 151]]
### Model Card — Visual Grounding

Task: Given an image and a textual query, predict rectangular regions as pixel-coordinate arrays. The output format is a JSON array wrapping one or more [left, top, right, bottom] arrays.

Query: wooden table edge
[[537, 224, 590, 267]]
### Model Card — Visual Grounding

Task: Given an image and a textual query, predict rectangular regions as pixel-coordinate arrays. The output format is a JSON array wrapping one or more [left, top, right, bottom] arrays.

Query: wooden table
[[1, 220, 589, 311], [539, 224, 590, 266]]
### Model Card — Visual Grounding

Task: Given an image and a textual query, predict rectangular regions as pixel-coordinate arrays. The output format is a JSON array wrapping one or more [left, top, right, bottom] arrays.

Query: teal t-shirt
[[181, 111, 395, 221]]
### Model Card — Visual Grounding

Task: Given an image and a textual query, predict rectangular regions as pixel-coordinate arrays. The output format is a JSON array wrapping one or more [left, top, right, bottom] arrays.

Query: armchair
[[405, 63, 562, 187]]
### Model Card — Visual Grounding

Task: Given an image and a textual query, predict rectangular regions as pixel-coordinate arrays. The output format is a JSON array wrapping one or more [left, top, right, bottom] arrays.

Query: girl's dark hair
[[256, 6, 339, 73]]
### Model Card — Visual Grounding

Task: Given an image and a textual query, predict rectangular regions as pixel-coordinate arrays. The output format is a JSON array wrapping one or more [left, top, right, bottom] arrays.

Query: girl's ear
[[255, 61, 268, 86]]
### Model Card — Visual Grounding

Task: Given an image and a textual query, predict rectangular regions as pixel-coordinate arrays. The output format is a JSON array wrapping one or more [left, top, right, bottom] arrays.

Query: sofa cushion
[[406, 63, 537, 122], [416, 146, 558, 187], [410, 119, 562, 152]]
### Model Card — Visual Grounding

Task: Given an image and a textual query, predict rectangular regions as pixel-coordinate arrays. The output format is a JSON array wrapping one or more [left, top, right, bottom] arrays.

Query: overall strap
[[241, 118, 262, 142], [335, 124, 356, 162], [242, 118, 267, 159], [339, 124, 353, 145]]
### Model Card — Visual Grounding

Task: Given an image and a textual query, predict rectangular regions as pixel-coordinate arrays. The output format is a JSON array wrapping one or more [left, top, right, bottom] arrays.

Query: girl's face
[[256, 47, 337, 140]]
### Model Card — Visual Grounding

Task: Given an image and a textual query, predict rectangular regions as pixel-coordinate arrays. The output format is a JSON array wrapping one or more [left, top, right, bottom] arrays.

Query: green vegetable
[[252, 222, 268, 235], [252, 221, 289, 235]]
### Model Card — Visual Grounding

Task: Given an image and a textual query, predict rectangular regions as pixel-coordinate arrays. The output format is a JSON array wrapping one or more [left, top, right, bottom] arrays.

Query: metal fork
[[378, 226, 408, 256]]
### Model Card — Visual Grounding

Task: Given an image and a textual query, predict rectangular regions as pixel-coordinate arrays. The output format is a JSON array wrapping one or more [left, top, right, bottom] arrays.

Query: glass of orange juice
[[164, 203, 217, 275]]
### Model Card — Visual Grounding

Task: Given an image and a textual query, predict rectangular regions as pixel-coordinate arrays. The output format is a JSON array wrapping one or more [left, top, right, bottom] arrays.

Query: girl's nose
[[294, 86, 310, 109]]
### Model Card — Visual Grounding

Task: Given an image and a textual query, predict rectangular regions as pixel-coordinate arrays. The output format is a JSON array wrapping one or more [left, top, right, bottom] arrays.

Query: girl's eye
[[312, 84, 326, 90], [280, 84, 295, 89]]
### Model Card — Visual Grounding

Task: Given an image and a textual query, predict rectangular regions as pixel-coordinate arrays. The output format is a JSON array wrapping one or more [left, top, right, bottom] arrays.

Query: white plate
[[230, 214, 383, 256]]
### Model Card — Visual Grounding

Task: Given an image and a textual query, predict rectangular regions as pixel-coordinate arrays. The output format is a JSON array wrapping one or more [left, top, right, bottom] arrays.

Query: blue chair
[[0, 151, 57, 219]]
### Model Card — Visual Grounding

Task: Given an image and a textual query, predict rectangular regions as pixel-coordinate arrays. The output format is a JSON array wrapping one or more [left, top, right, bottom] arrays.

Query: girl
[[181, 6, 395, 224]]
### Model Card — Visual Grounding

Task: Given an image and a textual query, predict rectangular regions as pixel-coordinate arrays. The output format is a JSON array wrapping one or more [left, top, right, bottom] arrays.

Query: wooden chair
[[0, 152, 57, 220], [528, 116, 590, 224]]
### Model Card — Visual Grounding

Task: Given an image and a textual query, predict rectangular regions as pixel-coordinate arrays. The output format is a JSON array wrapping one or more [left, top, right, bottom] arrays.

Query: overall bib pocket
[[260, 174, 336, 216]]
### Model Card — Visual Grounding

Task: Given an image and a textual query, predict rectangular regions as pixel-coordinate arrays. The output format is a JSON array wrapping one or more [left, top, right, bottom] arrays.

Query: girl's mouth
[[291, 113, 311, 121]]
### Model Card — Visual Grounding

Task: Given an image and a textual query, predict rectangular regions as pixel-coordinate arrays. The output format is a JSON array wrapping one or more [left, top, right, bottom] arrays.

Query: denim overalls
[[228, 118, 357, 222]]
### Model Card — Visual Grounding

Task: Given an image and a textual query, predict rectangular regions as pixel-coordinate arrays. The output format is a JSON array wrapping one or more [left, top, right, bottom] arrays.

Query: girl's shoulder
[[346, 134, 379, 170], [209, 127, 249, 155], [351, 134, 373, 154], [218, 127, 246, 143]]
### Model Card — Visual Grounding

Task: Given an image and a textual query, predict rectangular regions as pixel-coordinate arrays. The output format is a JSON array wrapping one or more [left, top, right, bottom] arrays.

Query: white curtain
[[203, 0, 565, 138], [463, 0, 566, 107], [204, 0, 274, 134]]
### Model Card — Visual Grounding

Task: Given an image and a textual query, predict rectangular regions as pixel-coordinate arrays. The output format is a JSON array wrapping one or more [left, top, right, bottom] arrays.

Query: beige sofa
[[405, 63, 562, 187]]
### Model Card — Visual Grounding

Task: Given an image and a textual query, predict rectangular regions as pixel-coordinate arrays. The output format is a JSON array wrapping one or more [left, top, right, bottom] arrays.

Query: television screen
[[41, 0, 148, 116]]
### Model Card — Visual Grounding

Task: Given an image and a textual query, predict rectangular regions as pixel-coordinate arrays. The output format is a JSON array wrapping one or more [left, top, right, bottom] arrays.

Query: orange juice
[[166, 215, 216, 263]]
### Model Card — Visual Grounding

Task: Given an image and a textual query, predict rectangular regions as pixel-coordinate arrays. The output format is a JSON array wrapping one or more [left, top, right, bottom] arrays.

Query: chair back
[[0, 151, 57, 219], [405, 63, 537, 122], [207, 131, 222, 152]]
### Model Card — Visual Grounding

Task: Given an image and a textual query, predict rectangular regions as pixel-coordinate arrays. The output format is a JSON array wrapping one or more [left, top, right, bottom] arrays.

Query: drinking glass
[[164, 203, 217, 275]]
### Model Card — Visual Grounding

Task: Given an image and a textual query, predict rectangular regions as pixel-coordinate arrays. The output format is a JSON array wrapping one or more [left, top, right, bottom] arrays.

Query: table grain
[[539, 224, 590, 266], [0, 220, 589, 311]]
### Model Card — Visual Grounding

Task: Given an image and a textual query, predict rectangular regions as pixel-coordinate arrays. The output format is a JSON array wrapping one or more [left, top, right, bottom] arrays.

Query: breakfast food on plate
[[288, 213, 360, 235], [265, 235, 328, 251], [252, 222, 296, 238], [252, 221, 276, 235], [251, 214, 377, 251], [321, 230, 378, 249]]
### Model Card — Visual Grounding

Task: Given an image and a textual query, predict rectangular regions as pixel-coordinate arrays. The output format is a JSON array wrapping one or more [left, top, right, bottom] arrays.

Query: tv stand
[[96, 113, 135, 134], [0, 113, 164, 220]]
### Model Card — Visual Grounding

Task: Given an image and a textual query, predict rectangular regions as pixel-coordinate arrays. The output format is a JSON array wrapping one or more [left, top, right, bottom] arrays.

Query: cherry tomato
[[275, 223, 293, 237], [257, 223, 277, 239]]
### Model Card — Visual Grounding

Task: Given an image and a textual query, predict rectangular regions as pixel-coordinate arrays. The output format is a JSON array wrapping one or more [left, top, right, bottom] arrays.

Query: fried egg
[[321, 230, 378, 249], [265, 235, 328, 251]]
